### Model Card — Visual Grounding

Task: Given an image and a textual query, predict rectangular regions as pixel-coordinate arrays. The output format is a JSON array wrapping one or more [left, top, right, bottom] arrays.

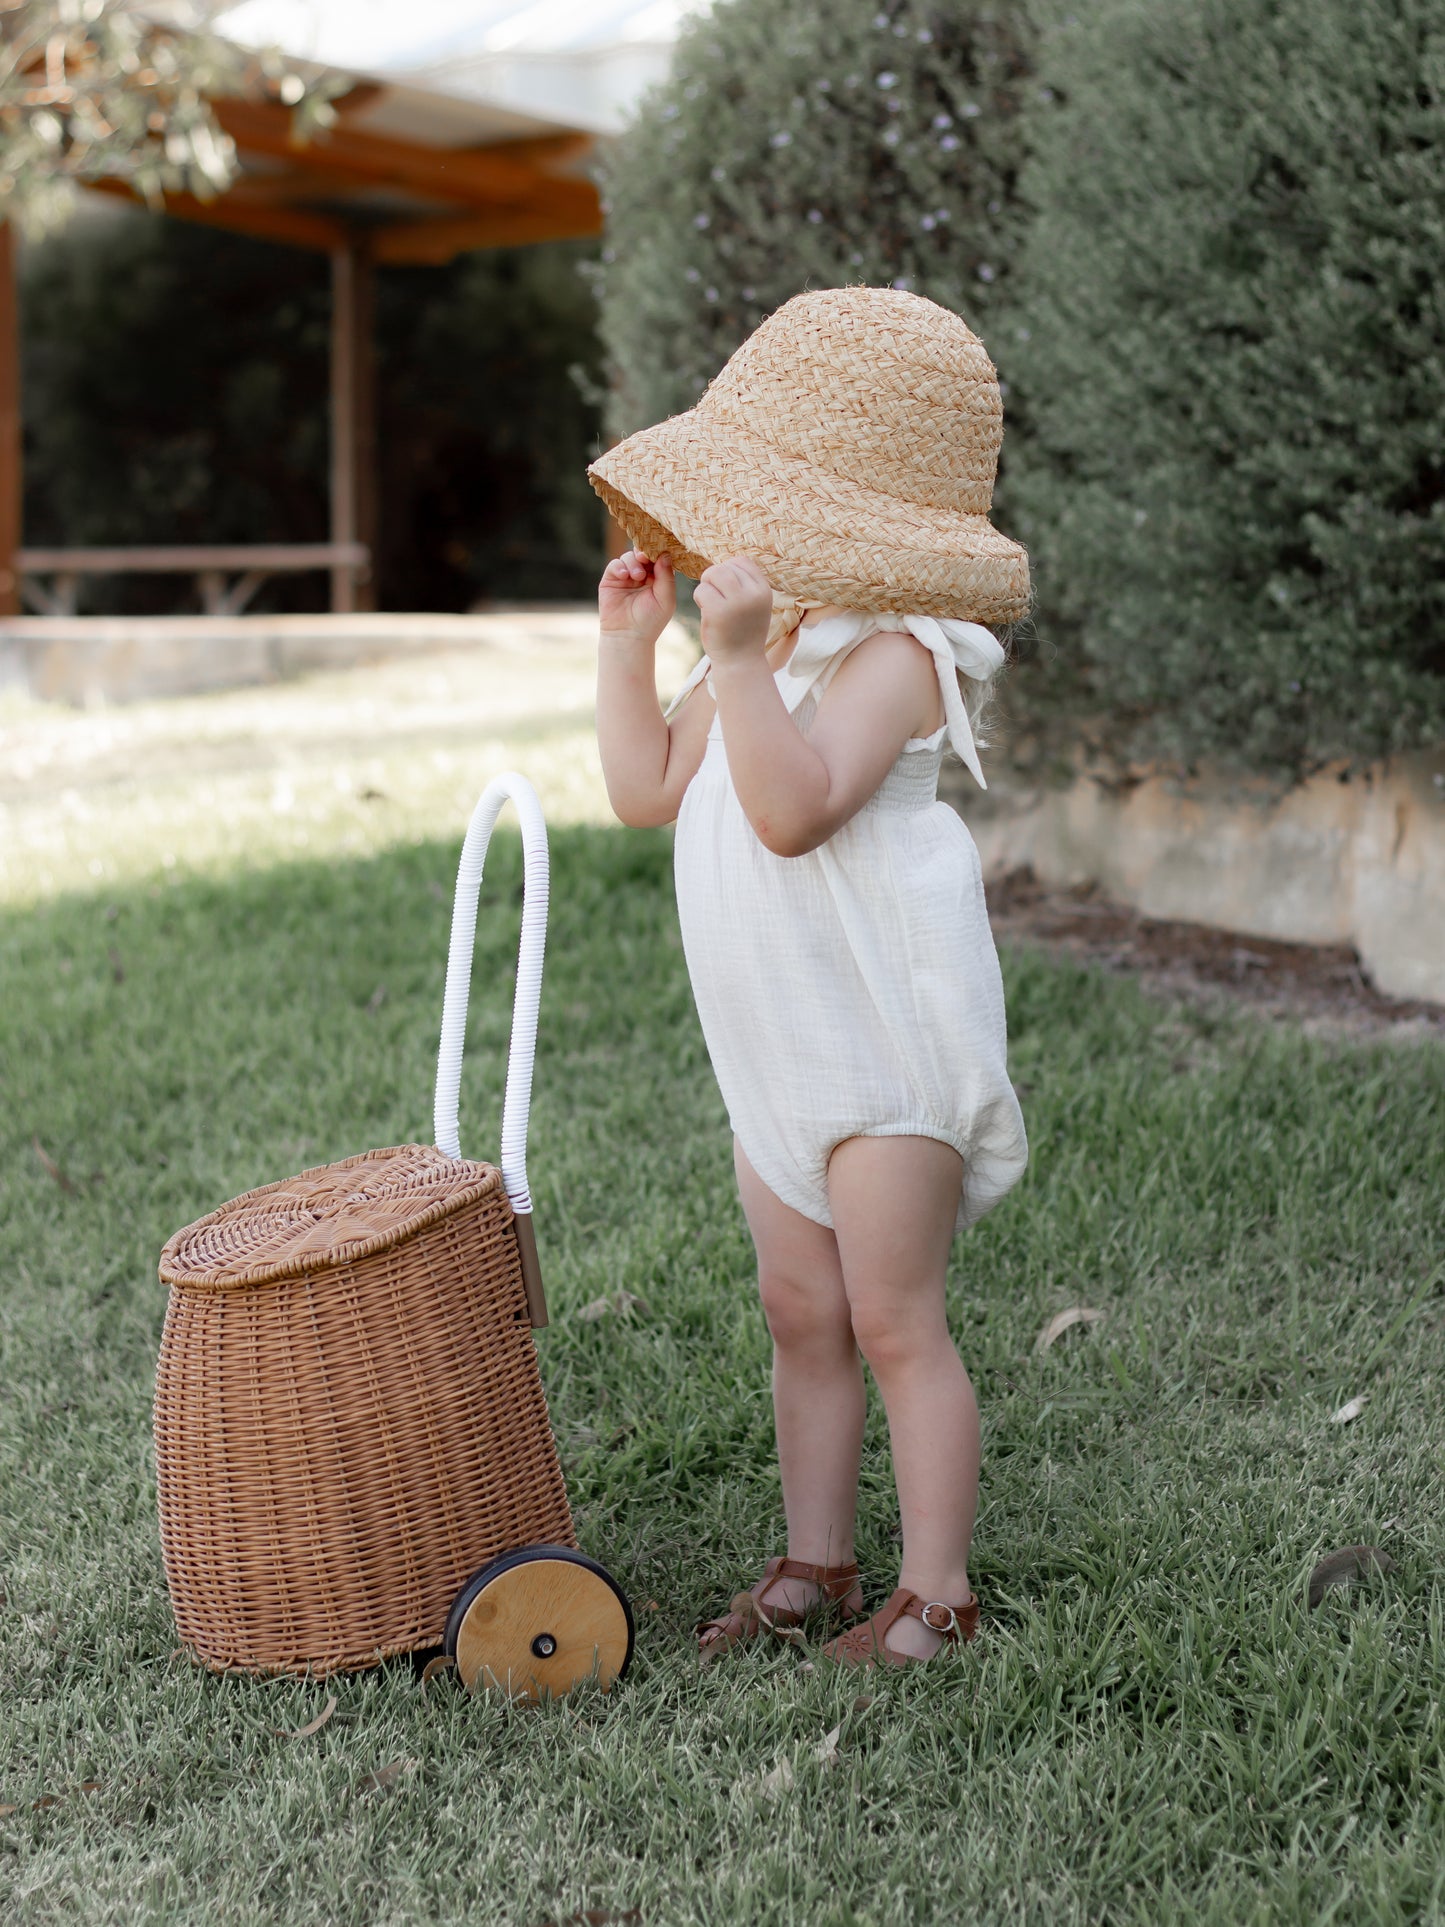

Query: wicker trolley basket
[[154, 775, 633, 1698]]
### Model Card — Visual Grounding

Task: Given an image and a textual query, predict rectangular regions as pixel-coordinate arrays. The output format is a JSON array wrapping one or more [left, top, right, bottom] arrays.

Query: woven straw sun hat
[[588, 285, 1030, 627]]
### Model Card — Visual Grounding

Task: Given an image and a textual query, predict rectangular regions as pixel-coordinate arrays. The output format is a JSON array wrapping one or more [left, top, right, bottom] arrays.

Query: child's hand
[[599, 549, 675, 647], [695, 554, 773, 665]]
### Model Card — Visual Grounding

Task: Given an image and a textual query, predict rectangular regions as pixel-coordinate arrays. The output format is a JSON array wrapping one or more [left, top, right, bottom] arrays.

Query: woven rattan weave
[[588, 286, 1030, 625], [155, 1143, 575, 1676]]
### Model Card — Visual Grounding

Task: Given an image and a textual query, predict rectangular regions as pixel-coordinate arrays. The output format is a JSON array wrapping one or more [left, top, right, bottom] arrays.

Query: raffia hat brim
[[589, 411, 1030, 626]]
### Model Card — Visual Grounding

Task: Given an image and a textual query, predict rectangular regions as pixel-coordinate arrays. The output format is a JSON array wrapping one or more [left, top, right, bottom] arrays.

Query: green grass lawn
[[2, 826, 1443, 1926]]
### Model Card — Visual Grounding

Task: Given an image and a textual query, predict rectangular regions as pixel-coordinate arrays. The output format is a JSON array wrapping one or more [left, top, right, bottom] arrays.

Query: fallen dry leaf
[[356, 1757, 415, 1795], [1329, 1394, 1368, 1424], [576, 1291, 651, 1323], [0, 1782, 102, 1816], [419, 1655, 456, 1687], [1034, 1306, 1106, 1356], [32, 1138, 76, 1194], [814, 1722, 843, 1769], [851, 1693, 875, 1714], [758, 1755, 794, 1799], [1307, 1545, 1396, 1610], [364, 984, 387, 1015], [272, 1694, 336, 1739]]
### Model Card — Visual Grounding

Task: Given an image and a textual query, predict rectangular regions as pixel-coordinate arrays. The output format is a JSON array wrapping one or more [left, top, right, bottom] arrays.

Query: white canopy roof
[[219, 2, 692, 136]]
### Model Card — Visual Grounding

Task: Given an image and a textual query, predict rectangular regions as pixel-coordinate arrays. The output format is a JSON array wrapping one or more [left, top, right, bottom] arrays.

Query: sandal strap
[[822, 1587, 979, 1667], [895, 1589, 980, 1642], [764, 1555, 861, 1600], [698, 1557, 863, 1646]]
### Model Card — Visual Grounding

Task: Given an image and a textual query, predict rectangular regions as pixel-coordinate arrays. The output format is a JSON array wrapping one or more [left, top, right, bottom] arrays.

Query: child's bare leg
[[828, 1134, 976, 1661], [725, 1139, 866, 1621]]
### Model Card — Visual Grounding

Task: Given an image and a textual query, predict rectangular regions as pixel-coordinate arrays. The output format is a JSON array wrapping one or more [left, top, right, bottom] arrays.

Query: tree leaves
[[597, 0, 1037, 438], [1005, 0, 1445, 776], [0, 1, 340, 236]]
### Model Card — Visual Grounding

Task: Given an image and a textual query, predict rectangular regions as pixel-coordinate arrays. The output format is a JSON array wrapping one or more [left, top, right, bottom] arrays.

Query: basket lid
[[159, 1144, 506, 1291]]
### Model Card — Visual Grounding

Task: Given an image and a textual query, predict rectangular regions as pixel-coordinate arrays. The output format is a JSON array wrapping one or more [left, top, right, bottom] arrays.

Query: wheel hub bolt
[[531, 1633, 557, 1658]]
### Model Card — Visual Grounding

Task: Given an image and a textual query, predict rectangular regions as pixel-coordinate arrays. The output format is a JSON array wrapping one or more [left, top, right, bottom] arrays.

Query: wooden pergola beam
[[0, 224, 18, 618], [212, 98, 596, 216], [88, 176, 350, 253], [480, 132, 594, 172], [373, 199, 603, 265]]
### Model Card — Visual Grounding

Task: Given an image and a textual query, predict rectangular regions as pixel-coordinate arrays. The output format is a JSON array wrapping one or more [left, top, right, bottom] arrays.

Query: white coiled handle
[[434, 773, 549, 1223]]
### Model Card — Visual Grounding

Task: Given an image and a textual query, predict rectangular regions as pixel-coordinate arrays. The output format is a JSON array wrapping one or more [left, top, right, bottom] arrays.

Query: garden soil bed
[[987, 866, 1445, 1036]]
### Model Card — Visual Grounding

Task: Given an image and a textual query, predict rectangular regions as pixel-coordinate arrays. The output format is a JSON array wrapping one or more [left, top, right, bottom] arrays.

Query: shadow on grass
[[1, 827, 1443, 1924]]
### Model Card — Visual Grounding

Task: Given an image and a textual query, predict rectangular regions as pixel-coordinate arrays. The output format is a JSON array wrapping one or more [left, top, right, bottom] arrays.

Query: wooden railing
[[15, 542, 370, 617]]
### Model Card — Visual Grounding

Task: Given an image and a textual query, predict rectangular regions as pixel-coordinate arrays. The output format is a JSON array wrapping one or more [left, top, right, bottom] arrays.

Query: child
[[589, 287, 1030, 1669]]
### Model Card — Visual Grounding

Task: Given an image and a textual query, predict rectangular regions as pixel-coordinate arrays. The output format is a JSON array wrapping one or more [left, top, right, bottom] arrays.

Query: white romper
[[671, 610, 1028, 1233]]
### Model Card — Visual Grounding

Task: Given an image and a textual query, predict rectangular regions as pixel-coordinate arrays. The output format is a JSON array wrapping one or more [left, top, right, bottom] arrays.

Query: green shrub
[[21, 210, 605, 610], [1004, 0, 1445, 776], [596, 0, 1034, 441]]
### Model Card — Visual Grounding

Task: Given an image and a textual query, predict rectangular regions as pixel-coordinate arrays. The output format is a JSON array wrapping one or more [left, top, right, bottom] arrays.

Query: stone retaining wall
[[0, 611, 563, 706], [947, 751, 1445, 1006]]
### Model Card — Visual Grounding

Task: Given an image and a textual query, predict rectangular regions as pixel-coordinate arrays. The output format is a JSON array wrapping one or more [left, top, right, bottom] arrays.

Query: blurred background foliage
[[591, 0, 1034, 439], [0, 1, 338, 235], [20, 210, 606, 611], [17, 0, 1445, 776], [1004, 0, 1445, 777], [599, 0, 1445, 778]]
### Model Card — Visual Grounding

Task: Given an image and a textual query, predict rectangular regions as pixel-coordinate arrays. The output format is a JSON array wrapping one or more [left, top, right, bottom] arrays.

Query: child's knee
[[758, 1267, 851, 1351], [849, 1297, 946, 1378]]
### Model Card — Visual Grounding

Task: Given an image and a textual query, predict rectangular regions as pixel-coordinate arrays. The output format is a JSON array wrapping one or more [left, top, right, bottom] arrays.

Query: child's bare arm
[[596, 550, 712, 827], [700, 557, 940, 858]]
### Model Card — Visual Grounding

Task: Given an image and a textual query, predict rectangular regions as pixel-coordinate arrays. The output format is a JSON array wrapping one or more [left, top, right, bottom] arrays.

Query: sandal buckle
[[919, 1600, 960, 1637]]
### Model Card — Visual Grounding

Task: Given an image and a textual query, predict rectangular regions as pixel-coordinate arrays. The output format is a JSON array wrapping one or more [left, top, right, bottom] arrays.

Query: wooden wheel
[[443, 1546, 634, 1702]]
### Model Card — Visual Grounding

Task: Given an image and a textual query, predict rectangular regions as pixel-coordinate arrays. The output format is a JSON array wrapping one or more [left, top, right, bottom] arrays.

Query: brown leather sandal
[[697, 1556, 864, 1664], [814, 1586, 979, 1671]]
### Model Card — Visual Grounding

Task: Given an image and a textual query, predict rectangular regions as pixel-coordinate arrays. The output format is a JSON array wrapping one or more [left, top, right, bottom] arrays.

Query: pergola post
[[330, 236, 376, 614], [0, 224, 21, 619]]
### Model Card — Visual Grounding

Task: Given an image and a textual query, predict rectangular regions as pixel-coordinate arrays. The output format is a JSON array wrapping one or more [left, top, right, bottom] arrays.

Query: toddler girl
[[589, 288, 1029, 1668]]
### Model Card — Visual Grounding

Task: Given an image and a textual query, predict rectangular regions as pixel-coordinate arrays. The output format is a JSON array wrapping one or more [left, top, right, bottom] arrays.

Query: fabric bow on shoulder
[[668, 600, 1005, 790], [781, 610, 1005, 790]]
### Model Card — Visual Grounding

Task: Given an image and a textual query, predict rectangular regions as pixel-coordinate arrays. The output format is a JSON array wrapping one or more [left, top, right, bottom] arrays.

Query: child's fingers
[[603, 551, 651, 586]]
